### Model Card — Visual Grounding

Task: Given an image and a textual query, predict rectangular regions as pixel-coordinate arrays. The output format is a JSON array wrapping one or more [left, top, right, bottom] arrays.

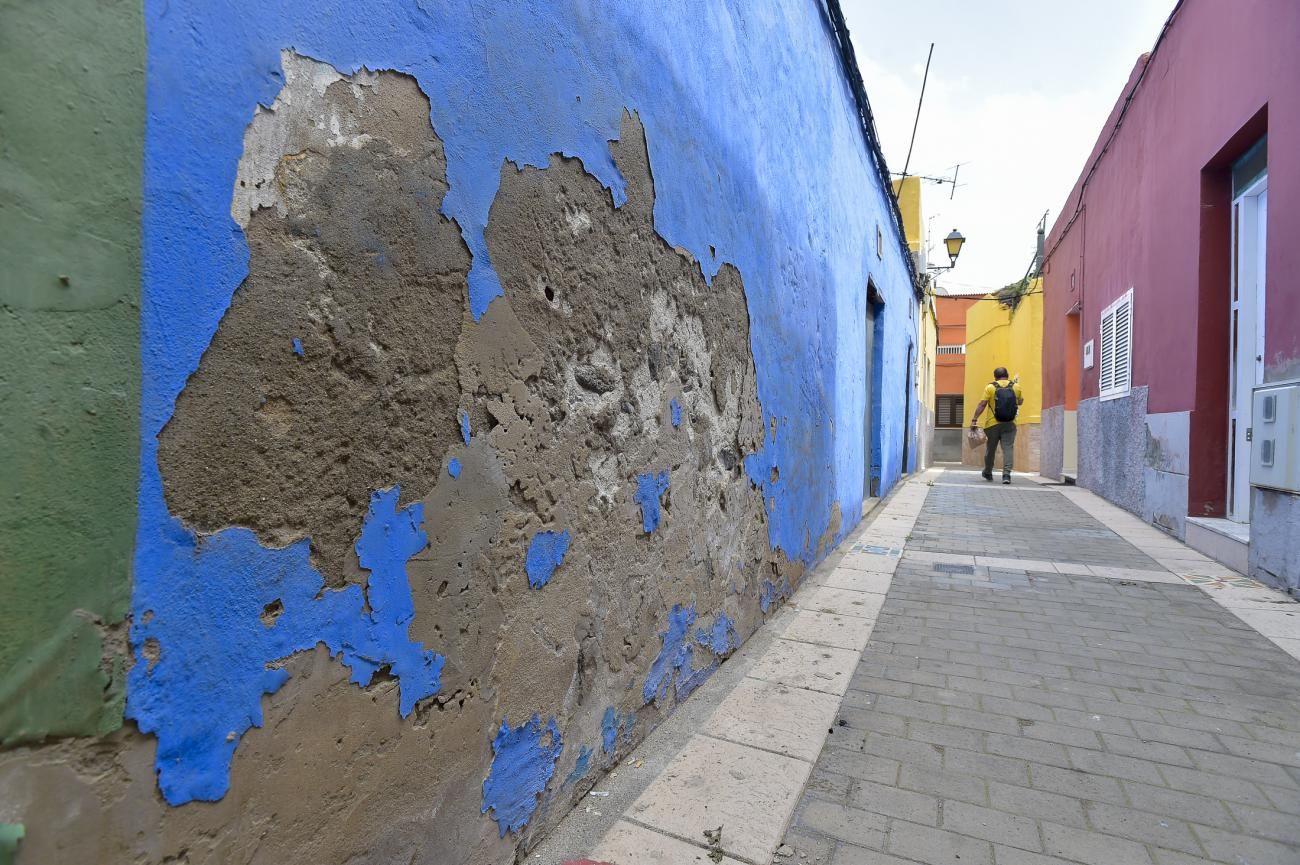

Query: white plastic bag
[[966, 426, 986, 449]]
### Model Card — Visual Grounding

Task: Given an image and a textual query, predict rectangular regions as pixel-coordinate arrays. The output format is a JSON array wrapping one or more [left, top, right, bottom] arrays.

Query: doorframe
[[1227, 173, 1268, 522], [865, 280, 885, 499]]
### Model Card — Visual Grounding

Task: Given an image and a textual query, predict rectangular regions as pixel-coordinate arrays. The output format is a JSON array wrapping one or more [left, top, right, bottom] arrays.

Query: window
[[935, 395, 965, 428], [875, 223, 883, 259], [936, 345, 965, 356], [1099, 289, 1134, 401]]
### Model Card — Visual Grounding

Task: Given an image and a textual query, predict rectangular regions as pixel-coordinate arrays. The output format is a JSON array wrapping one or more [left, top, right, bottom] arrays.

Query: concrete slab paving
[[702, 677, 841, 763], [589, 820, 747, 865], [797, 586, 887, 617], [822, 568, 894, 594], [838, 553, 901, 574], [782, 609, 876, 651], [747, 639, 861, 695], [626, 734, 812, 863], [1087, 565, 1186, 583]]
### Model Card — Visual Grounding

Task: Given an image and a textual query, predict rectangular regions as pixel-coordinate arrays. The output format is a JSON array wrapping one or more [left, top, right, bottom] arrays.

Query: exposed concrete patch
[[471, 108, 790, 779], [158, 56, 469, 584]]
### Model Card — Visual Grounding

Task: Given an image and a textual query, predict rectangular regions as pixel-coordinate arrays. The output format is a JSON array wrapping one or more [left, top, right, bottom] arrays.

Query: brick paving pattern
[[909, 475, 1162, 570], [779, 471, 1300, 865]]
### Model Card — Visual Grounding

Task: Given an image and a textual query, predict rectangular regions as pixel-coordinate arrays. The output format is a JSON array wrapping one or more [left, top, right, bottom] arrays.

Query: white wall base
[[1185, 517, 1250, 574]]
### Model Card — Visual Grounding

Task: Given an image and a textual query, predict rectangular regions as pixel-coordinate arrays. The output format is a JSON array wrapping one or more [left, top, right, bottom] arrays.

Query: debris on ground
[[775, 843, 796, 857], [702, 825, 724, 863]]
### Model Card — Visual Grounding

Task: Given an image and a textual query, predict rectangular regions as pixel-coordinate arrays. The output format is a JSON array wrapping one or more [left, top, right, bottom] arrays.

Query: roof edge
[[818, 0, 924, 299]]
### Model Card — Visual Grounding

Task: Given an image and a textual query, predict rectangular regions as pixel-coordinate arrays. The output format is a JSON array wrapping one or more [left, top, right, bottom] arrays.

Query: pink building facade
[[1041, 0, 1300, 591]]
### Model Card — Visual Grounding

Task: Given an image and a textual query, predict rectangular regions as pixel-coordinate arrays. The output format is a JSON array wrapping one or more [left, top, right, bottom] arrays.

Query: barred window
[[936, 345, 965, 355], [935, 394, 965, 427]]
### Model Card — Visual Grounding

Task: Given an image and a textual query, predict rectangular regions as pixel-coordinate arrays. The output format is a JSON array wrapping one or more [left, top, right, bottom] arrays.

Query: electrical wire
[[901, 43, 935, 180], [819, 0, 924, 297]]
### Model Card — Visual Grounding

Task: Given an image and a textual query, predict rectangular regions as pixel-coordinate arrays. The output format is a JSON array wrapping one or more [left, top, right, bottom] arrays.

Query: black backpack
[[992, 382, 1018, 422]]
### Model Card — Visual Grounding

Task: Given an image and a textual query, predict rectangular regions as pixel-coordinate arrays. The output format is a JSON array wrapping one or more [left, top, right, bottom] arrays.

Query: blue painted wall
[[129, 0, 916, 850]]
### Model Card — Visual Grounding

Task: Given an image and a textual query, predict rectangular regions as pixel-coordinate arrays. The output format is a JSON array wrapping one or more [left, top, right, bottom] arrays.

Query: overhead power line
[[900, 43, 935, 180]]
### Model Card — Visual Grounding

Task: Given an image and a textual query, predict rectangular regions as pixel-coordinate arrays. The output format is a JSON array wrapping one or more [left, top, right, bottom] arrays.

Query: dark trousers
[[984, 422, 1017, 475]]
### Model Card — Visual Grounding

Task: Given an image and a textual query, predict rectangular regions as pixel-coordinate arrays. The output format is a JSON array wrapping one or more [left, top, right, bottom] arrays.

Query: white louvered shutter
[[1113, 291, 1132, 394], [1099, 305, 1116, 394], [1099, 289, 1133, 401]]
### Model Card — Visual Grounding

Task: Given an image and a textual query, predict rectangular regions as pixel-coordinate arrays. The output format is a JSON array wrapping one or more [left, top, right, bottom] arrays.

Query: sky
[[841, 0, 1175, 293]]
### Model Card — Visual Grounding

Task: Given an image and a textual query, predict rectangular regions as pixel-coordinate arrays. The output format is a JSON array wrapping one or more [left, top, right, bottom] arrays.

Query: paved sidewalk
[[781, 470, 1300, 865], [535, 469, 1300, 865]]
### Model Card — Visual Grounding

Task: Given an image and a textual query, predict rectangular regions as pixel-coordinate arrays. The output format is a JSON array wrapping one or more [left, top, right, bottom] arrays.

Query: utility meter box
[[1251, 381, 1300, 494]]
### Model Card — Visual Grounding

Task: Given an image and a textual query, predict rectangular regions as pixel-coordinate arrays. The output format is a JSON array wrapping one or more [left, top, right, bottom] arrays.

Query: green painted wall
[[0, 0, 143, 743]]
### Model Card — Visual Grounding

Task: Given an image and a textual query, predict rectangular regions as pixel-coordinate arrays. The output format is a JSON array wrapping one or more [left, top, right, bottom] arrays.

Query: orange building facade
[[932, 294, 981, 461]]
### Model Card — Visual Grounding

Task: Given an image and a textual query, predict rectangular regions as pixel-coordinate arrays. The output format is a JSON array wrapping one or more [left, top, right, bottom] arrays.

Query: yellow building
[[892, 177, 938, 470], [961, 279, 1044, 471]]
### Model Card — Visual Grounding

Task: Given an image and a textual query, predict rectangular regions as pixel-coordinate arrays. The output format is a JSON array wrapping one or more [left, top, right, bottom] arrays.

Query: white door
[[1228, 177, 1267, 522]]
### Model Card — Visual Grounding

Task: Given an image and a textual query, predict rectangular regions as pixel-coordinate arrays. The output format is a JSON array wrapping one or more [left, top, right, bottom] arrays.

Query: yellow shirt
[[979, 380, 1024, 429]]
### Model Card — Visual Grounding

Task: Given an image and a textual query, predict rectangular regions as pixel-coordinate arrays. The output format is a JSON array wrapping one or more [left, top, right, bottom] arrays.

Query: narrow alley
[[537, 470, 1300, 865], [4, 1, 1298, 863]]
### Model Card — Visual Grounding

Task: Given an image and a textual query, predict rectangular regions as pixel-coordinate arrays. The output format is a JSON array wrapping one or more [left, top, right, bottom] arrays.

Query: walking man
[[970, 367, 1023, 484]]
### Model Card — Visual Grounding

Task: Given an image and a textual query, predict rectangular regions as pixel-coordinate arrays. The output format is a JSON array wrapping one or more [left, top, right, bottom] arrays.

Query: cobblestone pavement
[[780, 471, 1300, 865]]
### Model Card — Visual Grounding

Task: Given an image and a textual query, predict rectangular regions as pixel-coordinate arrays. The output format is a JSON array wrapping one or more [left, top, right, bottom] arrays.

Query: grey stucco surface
[[1040, 404, 1063, 480], [1144, 411, 1190, 474], [932, 428, 963, 463], [1077, 388, 1147, 517], [1250, 487, 1300, 595], [1142, 411, 1190, 538]]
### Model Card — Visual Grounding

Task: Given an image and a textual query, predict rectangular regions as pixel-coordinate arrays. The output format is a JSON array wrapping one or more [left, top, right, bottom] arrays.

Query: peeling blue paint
[[291, 337, 304, 358], [459, 410, 471, 445], [562, 744, 593, 788], [351, 488, 446, 714], [634, 470, 670, 534], [759, 579, 791, 614], [670, 399, 682, 427], [448, 458, 462, 478], [126, 486, 442, 805], [525, 530, 570, 589], [674, 660, 717, 700], [481, 715, 564, 837], [696, 612, 737, 655], [642, 604, 698, 705], [599, 705, 636, 754], [601, 705, 619, 754]]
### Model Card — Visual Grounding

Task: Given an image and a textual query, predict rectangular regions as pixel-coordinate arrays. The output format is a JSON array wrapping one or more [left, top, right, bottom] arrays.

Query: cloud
[[843, 2, 1171, 290]]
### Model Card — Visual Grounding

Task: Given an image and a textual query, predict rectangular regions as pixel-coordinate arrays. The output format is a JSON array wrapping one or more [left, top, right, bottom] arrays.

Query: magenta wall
[[1043, 0, 1300, 414]]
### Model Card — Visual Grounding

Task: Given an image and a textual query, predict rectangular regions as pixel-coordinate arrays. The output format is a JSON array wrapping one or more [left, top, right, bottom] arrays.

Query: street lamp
[[943, 229, 966, 267], [928, 228, 965, 273]]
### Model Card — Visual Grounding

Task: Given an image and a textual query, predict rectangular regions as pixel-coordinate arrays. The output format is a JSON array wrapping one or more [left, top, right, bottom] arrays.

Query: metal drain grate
[[935, 563, 976, 575]]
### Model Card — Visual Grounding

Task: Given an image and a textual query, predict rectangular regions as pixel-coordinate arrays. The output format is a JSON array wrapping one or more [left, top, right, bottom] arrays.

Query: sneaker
[[1002, 475, 1012, 485], [982, 470, 993, 481]]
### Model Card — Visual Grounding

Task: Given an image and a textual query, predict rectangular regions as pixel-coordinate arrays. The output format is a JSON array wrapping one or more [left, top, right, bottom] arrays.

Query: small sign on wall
[[1083, 339, 1095, 370]]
